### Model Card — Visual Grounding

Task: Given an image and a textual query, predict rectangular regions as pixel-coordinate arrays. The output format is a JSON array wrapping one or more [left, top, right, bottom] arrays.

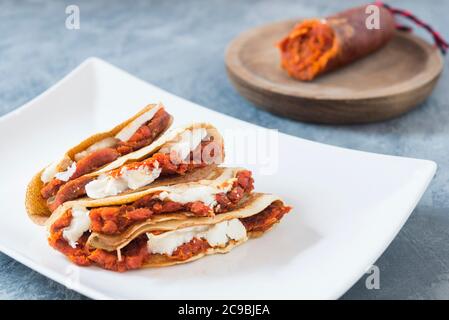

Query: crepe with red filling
[[26, 103, 173, 221], [26, 121, 224, 223], [47, 193, 291, 271]]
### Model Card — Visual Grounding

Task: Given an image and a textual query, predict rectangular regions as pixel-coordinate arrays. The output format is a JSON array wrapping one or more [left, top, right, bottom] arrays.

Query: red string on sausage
[[375, 1, 448, 54]]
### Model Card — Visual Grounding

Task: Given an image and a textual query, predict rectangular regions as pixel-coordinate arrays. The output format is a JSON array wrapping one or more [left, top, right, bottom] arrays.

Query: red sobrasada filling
[[41, 108, 171, 200], [44, 138, 218, 212], [90, 170, 254, 235], [277, 19, 338, 81], [48, 201, 291, 272]]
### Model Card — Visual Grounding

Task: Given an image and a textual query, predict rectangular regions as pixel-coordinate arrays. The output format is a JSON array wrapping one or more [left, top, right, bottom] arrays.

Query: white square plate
[[0, 58, 436, 299]]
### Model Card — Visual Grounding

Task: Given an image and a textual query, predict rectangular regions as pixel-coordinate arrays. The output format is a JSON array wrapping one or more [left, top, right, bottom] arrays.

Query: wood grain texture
[[225, 20, 444, 124]]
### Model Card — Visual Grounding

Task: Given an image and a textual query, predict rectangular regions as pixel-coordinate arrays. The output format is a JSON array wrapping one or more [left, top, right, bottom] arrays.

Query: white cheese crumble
[[115, 104, 162, 142], [85, 161, 161, 199], [146, 219, 247, 255], [157, 182, 234, 209], [54, 162, 77, 182], [41, 161, 60, 183], [74, 137, 118, 161], [159, 128, 207, 161], [120, 163, 162, 190], [62, 206, 91, 248], [85, 174, 128, 199]]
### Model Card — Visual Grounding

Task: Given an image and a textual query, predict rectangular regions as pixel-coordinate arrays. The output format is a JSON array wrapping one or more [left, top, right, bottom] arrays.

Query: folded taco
[[46, 167, 254, 232], [26, 120, 224, 221], [47, 192, 291, 271], [26, 103, 172, 219]]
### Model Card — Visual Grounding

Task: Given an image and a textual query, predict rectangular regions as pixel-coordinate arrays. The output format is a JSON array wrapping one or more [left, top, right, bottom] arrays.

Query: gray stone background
[[1, 0, 448, 299]]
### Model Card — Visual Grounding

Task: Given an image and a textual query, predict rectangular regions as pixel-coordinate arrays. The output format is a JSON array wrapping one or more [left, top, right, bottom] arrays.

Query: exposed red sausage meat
[[71, 148, 120, 180]]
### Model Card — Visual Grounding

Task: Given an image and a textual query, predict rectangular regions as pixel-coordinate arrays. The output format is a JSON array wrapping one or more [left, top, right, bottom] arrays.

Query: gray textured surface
[[0, 0, 448, 300]]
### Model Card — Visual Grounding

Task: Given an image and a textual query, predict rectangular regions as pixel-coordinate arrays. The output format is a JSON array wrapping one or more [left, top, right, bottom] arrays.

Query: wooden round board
[[225, 20, 444, 124]]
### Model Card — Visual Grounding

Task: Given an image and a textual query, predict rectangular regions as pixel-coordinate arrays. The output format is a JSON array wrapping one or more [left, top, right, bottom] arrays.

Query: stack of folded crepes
[[25, 103, 292, 271]]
